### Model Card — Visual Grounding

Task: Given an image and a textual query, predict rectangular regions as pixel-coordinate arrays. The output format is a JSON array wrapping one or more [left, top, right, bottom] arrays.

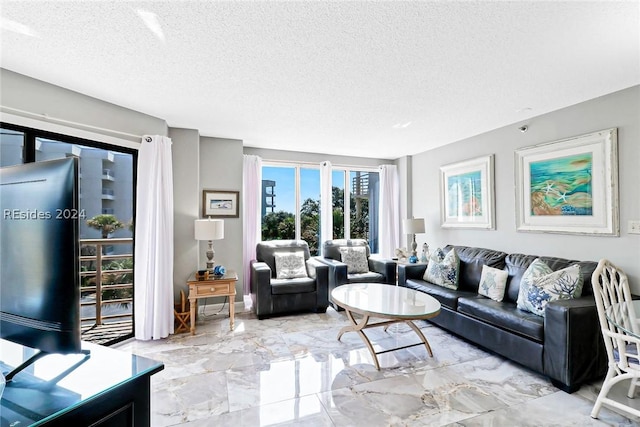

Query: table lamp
[[402, 218, 425, 263], [194, 218, 224, 272]]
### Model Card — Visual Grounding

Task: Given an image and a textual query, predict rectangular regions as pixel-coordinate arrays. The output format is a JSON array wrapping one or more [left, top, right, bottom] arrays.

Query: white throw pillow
[[517, 258, 553, 310], [522, 264, 583, 316], [423, 248, 460, 290], [339, 246, 369, 274], [274, 251, 308, 279], [478, 265, 509, 302]]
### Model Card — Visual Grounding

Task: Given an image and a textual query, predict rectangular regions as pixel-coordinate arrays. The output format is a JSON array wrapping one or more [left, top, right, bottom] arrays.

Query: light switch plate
[[629, 220, 640, 234]]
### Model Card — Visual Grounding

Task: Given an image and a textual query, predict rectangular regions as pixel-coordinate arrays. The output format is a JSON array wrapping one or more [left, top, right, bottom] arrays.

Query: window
[[261, 166, 296, 241], [261, 162, 380, 255]]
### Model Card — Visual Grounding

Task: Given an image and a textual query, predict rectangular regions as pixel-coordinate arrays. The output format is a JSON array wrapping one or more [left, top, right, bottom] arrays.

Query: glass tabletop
[[605, 300, 640, 339], [330, 283, 441, 319], [0, 339, 163, 426]]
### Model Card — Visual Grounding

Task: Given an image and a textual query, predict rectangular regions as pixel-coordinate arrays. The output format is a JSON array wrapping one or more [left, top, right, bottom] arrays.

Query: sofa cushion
[[405, 278, 476, 310], [424, 248, 460, 289], [274, 251, 308, 279], [444, 245, 508, 293], [340, 246, 369, 274], [271, 277, 316, 294], [457, 296, 544, 342], [505, 254, 598, 303], [517, 258, 553, 310], [478, 265, 508, 302], [522, 264, 584, 316]]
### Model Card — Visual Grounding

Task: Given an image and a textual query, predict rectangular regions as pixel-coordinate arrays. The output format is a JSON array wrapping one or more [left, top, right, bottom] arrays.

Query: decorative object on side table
[[402, 218, 425, 263], [420, 242, 430, 263], [194, 218, 224, 272], [213, 265, 226, 278]]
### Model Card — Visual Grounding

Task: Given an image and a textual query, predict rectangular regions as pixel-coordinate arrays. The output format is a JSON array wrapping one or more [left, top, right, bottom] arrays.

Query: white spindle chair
[[591, 259, 640, 419]]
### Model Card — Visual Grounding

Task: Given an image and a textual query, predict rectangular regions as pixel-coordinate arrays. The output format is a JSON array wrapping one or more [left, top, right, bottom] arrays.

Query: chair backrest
[[322, 239, 370, 261], [592, 259, 640, 369], [256, 240, 311, 277]]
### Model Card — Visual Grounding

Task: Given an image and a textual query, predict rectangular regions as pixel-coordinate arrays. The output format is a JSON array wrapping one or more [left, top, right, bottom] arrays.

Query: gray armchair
[[250, 240, 329, 319], [319, 239, 396, 310]]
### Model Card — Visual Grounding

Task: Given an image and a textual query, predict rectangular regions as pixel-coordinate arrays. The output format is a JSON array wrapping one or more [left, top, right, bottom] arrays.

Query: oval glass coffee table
[[331, 283, 441, 370]]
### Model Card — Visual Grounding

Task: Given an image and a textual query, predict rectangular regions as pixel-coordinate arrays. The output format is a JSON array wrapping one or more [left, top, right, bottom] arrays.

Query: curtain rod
[[1, 105, 143, 140], [261, 158, 385, 171]]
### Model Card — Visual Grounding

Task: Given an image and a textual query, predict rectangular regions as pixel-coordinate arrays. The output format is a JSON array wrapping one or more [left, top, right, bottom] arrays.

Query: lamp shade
[[194, 218, 224, 240], [403, 218, 425, 234]]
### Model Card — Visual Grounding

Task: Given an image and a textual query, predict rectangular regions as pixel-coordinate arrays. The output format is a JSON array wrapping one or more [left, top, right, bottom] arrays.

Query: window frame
[[261, 160, 380, 252]]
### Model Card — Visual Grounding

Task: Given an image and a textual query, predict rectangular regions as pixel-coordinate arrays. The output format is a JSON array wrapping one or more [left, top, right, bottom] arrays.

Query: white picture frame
[[440, 154, 495, 229], [514, 128, 619, 236]]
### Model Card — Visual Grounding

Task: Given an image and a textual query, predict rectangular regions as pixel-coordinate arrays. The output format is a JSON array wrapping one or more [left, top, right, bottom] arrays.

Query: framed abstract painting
[[440, 155, 495, 229], [515, 128, 618, 236]]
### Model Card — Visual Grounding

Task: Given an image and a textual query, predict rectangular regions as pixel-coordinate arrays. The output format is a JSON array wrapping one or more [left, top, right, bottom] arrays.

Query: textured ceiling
[[1, 1, 638, 160]]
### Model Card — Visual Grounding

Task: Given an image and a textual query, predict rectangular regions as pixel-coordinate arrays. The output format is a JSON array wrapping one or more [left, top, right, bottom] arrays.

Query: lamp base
[[206, 240, 215, 273]]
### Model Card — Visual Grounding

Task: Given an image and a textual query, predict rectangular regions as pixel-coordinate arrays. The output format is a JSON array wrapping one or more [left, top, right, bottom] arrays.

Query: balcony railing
[[79, 238, 133, 329], [101, 188, 115, 200], [102, 169, 115, 180]]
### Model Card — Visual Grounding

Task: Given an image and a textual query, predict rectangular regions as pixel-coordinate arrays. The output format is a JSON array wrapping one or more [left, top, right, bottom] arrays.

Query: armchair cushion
[[271, 277, 316, 294], [339, 246, 369, 274], [347, 271, 386, 283], [274, 251, 308, 279]]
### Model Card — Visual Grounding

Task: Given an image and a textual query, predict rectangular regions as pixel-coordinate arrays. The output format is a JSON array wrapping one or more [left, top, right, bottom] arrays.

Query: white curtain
[[243, 154, 262, 296], [320, 161, 333, 255], [134, 135, 174, 340], [378, 164, 400, 259]]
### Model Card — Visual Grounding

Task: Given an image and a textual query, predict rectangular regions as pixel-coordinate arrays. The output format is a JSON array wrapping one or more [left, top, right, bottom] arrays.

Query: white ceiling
[[1, 1, 638, 160]]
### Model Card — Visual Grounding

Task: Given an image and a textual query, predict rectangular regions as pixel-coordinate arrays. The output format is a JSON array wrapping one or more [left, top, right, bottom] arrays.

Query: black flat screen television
[[0, 157, 81, 355]]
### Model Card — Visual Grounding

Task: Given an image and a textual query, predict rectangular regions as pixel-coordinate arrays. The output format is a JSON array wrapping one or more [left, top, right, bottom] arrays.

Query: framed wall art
[[202, 190, 240, 218], [515, 128, 618, 236], [440, 154, 495, 229]]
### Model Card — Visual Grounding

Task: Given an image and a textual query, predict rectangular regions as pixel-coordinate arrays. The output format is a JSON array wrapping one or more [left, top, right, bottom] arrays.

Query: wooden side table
[[186, 270, 238, 334]]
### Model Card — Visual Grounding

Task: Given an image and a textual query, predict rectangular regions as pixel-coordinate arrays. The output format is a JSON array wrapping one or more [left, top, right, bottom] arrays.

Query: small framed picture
[[202, 190, 239, 218], [440, 155, 495, 229]]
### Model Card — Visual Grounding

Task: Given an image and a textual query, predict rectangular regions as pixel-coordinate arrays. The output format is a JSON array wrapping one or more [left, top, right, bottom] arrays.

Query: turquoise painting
[[529, 153, 592, 216], [447, 170, 482, 217]]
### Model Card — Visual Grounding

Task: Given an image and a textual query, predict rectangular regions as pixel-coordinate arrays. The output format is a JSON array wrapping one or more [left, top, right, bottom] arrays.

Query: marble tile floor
[[116, 307, 640, 426]]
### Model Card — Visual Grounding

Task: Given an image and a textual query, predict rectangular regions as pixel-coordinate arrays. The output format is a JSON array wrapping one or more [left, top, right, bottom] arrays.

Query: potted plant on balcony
[[86, 214, 124, 238]]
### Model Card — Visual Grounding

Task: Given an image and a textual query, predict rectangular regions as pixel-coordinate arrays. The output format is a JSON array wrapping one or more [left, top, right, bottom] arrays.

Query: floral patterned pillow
[[517, 258, 553, 310], [423, 248, 460, 290], [274, 251, 308, 279], [478, 265, 509, 302], [522, 264, 583, 316], [339, 246, 369, 274]]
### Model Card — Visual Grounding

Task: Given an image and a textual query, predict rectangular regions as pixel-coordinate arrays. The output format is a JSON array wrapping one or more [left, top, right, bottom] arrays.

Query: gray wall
[[409, 85, 640, 292], [0, 68, 167, 139], [200, 137, 244, 300], [169, 128, 201, 298]]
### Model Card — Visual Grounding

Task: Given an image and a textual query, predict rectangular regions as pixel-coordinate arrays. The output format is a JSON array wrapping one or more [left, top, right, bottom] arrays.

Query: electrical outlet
[[629, 220, 640, 234]]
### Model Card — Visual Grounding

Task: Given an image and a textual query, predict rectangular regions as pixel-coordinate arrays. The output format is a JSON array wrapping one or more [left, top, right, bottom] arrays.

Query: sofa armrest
[[250, 260, 272, 317], [316, 257, 348, 292], [398, 263, 428, 286], [369, 258, 397, 284], [307, 258, 329, 308], [543, 297, 607, 392]]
